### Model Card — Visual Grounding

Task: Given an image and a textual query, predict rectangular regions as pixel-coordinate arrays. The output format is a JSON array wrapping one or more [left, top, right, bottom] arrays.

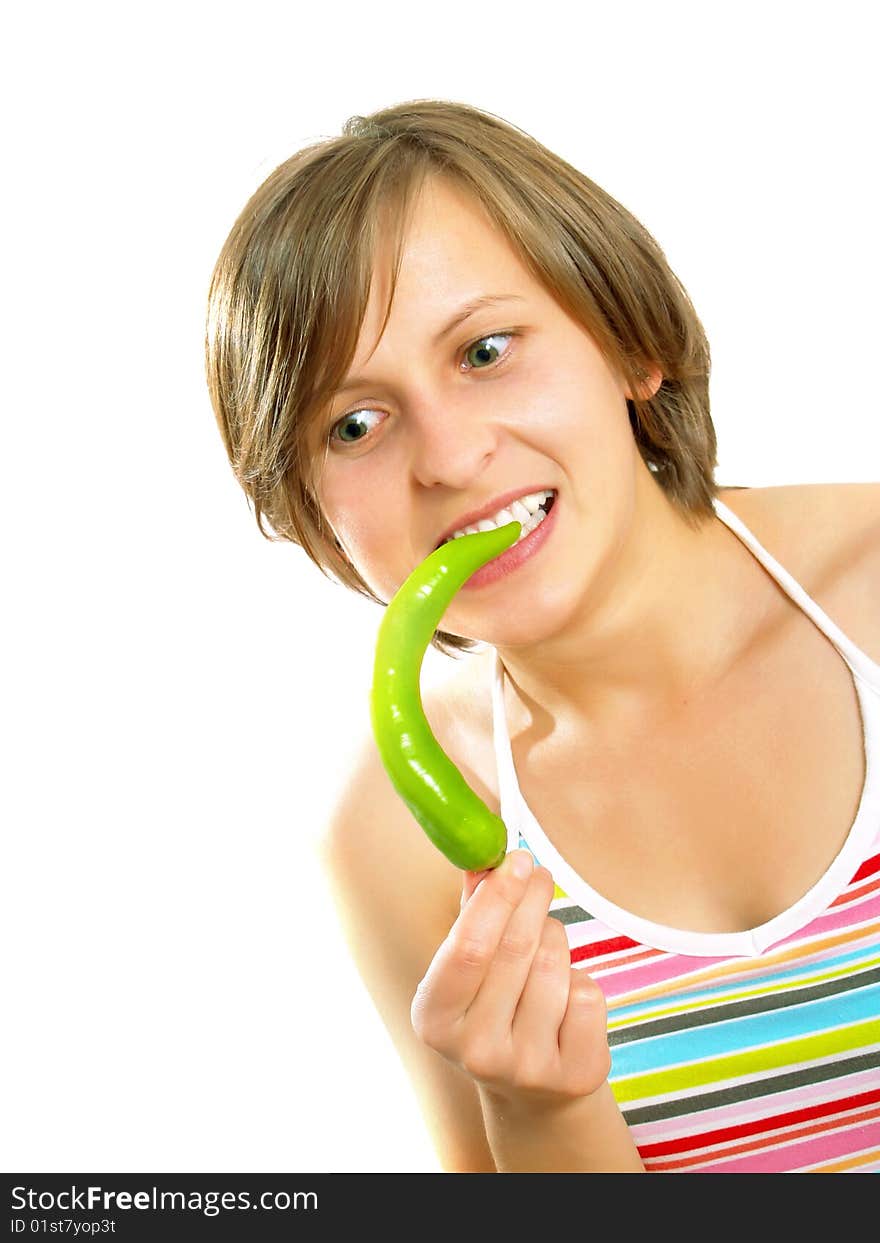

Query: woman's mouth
[[456, 489, 558, 590], [436, 489, 556, 553]]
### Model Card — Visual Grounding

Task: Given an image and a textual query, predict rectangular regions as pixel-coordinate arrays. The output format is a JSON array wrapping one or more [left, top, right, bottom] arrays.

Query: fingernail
[[505, 850, 534, 880], [460, 869, 488, 908]]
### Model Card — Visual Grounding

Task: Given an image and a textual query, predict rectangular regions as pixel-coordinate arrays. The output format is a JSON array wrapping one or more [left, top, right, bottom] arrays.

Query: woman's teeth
[[442, 489, 555, 548]]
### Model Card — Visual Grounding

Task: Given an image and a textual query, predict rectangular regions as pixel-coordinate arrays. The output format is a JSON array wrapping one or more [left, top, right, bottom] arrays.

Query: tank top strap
[[491, 650, 524, 854]]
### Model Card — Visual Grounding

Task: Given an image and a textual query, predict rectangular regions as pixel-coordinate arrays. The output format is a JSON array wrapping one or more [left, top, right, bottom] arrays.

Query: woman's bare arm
[[319, 728, 644, 1173], [318, 729, 498, 1172]]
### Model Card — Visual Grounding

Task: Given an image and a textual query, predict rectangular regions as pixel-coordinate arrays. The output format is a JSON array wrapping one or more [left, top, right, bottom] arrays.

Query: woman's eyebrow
[[332, 293, 526, 396], [430, 292, 526, 347]]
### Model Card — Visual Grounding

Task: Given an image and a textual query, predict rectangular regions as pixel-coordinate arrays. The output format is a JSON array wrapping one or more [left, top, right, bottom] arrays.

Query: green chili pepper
[[370, 520, 522, 871]]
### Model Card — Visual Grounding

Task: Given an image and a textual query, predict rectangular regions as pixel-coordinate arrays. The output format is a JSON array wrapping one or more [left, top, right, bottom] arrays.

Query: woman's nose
[[407, 392, 499, 489]]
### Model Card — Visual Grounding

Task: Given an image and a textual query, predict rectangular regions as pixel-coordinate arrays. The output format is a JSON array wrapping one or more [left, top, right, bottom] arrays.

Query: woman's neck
[[494, 486, 776, 742]]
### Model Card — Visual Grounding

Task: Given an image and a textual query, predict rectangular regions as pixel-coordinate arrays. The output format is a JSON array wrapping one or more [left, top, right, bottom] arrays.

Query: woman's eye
[[327, 331, 514, 447], [329, 407, 381, 447], [461, 332, 513, 371]]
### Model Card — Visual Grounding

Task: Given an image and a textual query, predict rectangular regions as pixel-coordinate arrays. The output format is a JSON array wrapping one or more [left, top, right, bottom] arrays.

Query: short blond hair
[[205, 99, 719, 657]]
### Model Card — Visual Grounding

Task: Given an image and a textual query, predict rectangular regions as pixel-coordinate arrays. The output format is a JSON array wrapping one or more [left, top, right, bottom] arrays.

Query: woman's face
[[313, 174, 656, 645]]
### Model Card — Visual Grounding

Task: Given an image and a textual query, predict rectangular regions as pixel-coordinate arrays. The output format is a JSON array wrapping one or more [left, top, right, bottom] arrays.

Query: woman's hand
[[410, 849, 611, 1111]]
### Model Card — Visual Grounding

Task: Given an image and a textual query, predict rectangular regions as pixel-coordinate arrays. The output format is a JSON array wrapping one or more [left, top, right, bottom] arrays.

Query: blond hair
[[204, 99, 719, 657]]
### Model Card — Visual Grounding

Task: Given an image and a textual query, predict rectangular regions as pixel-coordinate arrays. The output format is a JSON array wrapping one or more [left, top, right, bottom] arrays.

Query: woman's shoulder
[[719, 482, 880, 663], [718, 481, 880, 569]]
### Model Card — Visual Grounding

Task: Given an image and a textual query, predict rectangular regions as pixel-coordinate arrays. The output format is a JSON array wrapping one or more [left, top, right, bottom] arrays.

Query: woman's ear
[[627, 363, 664, 403]]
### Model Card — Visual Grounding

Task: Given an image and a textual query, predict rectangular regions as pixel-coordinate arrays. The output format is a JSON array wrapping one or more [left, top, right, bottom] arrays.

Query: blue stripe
[[610, 981, 880, 1078]]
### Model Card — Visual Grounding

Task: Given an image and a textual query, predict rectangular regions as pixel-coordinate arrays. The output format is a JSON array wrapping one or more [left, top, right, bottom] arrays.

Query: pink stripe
[[595, 894, 880, 1002], [597, 949, 728, 1000], [772, 889, 880, 948], [629, 1068, 880, 1145], [678, 1116, 880, 1174], [597, 947, 797, 1001]]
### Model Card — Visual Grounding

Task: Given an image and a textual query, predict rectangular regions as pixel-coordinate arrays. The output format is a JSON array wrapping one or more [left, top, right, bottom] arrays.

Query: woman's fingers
[[415, 850, 535, 1032], [462, 863, 559, 1043], [557, 968, 612, 1095], [412, 850, 613, 1104], [510, 912, 572, 1048]]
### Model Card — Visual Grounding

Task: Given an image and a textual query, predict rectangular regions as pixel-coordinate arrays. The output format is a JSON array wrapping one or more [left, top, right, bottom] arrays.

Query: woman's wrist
[[477, 1080, 646, 1173]]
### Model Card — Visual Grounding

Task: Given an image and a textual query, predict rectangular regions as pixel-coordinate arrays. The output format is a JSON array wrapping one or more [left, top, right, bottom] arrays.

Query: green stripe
[[619, 1049, 880, 1125], [612, 1017, 880, 1104]]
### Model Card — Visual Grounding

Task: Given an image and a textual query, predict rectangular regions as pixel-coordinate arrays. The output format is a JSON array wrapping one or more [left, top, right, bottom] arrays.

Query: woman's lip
[[459, 492, 559, 590], [436, 488, 557, 552]]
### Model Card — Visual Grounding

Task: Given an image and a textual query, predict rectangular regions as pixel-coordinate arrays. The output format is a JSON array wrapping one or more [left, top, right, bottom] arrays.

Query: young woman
[[204, 100, 880, 1173]]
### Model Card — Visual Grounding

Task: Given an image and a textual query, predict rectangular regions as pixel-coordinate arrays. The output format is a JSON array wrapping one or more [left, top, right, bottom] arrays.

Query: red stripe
[[830, 873, 880, 909], [571, 933, 641, 962], [645, 1102, 880, 1171], [586, 947, 663, 972], [849, 851, 880, 885], [638, 1086, 880, 1158]]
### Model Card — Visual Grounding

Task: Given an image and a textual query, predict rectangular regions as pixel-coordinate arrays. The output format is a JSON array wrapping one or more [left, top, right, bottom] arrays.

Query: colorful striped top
[[491, 496, 880, 1173]]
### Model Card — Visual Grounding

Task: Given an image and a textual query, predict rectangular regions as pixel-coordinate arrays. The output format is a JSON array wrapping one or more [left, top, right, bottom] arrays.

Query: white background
[[3, 0, 878, 1174]]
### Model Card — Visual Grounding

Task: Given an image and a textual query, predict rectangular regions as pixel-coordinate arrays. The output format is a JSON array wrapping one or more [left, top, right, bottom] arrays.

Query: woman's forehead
[[376, 174, 523, 290], [352, 192, 537, 374]]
